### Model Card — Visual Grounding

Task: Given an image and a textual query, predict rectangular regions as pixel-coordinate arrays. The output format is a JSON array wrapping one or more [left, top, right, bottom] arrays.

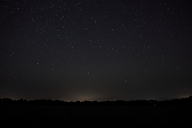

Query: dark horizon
[[1, 95, 192, 101], [1, 94, 192, 102], [1, 0, 192, 101], [1, 92, 191, 102]]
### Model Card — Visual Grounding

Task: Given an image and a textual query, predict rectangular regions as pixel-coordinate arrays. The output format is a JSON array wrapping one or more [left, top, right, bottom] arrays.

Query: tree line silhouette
[[0, 96, 192, 105]]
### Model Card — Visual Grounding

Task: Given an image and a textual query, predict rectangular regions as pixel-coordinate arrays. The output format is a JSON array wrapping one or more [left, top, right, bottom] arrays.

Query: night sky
[[1, 0, 192, 101]]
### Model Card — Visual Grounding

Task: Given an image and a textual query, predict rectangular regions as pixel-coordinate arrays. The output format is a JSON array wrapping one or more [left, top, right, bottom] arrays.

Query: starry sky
[[1, 0, 192, 101]]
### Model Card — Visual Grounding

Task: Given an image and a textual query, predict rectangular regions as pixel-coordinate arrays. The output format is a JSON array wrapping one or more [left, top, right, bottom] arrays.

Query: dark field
[[0, 105, 191, 128]]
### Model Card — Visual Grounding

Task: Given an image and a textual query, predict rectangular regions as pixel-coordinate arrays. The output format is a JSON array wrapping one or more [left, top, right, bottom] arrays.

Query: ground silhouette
[[0, 96, 191, 127]]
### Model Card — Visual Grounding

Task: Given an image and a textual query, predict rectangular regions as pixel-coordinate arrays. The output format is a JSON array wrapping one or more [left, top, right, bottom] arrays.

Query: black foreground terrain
[[0, 104, 191, 128]]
